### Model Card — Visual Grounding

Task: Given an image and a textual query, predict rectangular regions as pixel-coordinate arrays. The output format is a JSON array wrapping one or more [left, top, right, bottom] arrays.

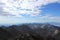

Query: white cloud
[[0, 0, 60, 24], [0, 0, 60, 17]]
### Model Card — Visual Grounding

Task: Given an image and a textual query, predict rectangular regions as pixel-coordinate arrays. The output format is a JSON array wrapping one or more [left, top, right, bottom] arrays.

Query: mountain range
[[0, 23, 60, 40]]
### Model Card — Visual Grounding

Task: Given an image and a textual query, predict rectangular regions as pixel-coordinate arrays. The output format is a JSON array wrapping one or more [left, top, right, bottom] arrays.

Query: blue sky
[[0, 0, 60, 26], [41, 3, 60, 16]]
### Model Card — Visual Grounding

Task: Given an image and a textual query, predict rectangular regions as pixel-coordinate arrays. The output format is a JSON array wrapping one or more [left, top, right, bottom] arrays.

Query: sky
[[0, 0, 60, 26]]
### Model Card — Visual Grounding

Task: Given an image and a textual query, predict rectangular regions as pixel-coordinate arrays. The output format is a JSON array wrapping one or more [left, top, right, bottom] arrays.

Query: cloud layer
[[0, 0, 60, 17], [0, 0, 60, 24]]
